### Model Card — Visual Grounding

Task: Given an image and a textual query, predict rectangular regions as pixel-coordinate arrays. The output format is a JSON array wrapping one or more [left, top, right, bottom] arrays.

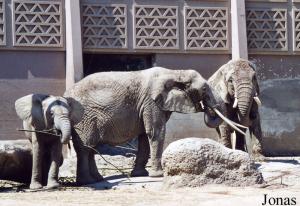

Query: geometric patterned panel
[[82, 4, 127, 49], [185, 7, 228, 50], [246, 8, 287, 51], [294, 9, 300, 51], [13, 0, 63, 47], [0, 0, 5, 45], [134, 5, 178, 49]]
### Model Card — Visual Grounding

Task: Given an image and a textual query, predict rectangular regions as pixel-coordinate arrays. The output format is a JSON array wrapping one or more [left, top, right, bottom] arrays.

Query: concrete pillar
[[231, 0, 248, 60], [65, 0, 83, 89]]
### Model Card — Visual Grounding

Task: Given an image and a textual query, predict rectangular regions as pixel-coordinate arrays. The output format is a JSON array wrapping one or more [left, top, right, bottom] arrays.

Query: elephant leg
[[147, 122, 165, 177], [148, 137, 164, 177], [42, 152, 51, 185], [143, 109, 168, 177], [131, 133, 150, 177], [88, 152, 103, 182], [75, 150, 99, 185], [236, 131, 246, 152], [47, 140, 62, 189], [30, 134, 43, 189], [250, 114, 264, 157], [217, 123, 232, 148], [71, 129, 96, 185]]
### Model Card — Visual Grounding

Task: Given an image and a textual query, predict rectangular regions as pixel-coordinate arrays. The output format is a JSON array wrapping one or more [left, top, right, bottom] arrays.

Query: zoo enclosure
[[1, 0, 300, 155]]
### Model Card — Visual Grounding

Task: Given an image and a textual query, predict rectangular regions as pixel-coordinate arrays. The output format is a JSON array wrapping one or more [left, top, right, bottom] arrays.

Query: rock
[[0, 140, 32, 183], [162, 138, 264, 188]]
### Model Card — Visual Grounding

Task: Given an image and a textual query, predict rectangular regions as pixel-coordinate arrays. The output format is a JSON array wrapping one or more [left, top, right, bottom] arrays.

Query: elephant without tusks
[[64, 67, 244, 185], [15, 94, 72, 189], [206, 59, 263, 155]]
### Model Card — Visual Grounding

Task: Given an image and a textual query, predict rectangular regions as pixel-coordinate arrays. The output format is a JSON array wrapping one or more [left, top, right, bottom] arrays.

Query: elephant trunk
[[54, 116, 71, 144], [236, 81, 253, 125]]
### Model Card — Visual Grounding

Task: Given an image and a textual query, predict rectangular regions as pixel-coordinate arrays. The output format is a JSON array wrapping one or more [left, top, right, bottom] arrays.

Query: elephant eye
[[228, 77, 233, 83], [185, 82, 192, 88]]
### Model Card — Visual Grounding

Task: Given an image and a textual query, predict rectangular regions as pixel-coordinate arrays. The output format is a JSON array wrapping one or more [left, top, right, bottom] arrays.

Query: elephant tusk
[[231, 131, 236, 150], [200, 101, 205, 110], [253, 96, 262, 107], [233, 97, 238, 108], [213, 108, 247, 136], [227, 120, 248, 129]]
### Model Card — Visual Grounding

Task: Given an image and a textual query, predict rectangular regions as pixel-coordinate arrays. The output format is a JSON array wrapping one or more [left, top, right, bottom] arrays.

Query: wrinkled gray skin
[[64, 67, 224, 185], [207, 59, 263, 155], [15, 94, 72, 189]]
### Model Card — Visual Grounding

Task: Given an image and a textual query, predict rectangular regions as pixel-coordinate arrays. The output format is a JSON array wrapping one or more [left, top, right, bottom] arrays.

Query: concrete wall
[[0, 51, 66, 140], [250, 55, 300, 156]]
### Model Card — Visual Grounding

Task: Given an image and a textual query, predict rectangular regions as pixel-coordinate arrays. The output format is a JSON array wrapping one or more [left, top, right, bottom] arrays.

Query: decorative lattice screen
[[82, 4, 127, 49], [0, 0, 5, 46], [246, 8, 287, 51], [134, 5, 178, 49], [294, 9, 300, 51], [185, 7, 228, 50], [13, 0, 63, 47]]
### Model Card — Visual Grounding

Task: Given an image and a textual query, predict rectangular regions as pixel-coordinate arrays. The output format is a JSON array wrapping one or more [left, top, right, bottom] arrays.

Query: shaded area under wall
[[83, 53, 153, 76]]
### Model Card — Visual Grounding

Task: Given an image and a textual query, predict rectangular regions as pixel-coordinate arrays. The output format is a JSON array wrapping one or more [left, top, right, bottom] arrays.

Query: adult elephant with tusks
[[207, 59, 263, 156], [64, 67, 245, 185]]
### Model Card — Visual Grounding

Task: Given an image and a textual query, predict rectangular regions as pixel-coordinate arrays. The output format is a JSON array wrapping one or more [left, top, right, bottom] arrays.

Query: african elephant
[[206, 59, 263, 155], [15, 94, 72, 189], [64, 67, 244, 185]]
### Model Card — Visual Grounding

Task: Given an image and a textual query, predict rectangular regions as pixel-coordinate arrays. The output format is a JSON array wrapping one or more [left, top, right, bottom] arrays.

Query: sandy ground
[[0, 157, 300, 206]]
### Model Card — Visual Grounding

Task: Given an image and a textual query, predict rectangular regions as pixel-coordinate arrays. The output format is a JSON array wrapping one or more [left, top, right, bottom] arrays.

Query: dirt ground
[[0, 156, 300, 206]]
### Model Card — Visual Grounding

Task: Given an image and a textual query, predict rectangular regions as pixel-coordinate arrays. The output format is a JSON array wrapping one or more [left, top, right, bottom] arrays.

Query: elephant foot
[[131, 168, 149, 177], [47, 181, 60, 189], [29, 182, 43, 190], [91, 172, 104, 182], [149, 169, 163, 177], [90, 166, 104, 181]]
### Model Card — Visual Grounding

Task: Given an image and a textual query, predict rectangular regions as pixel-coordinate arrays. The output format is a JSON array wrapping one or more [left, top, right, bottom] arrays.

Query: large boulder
[[0, 140, 32, 183], [162, 138, 264, 188]]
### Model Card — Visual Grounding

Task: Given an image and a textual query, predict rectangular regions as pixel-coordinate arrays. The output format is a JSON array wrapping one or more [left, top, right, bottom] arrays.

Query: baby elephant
[[15, 94, 72, 189]]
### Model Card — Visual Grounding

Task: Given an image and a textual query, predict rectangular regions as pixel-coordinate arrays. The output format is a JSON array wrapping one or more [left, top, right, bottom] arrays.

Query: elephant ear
[[150, 75, 196, 114], [65, 97, 84, 125], [248, 61, 260, 95], [208, 63, 233, 104], [15, 94, 49, 129]]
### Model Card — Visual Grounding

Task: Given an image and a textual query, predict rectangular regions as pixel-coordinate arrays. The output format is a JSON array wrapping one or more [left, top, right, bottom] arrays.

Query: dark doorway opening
[[83, 53, 153, 76]]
